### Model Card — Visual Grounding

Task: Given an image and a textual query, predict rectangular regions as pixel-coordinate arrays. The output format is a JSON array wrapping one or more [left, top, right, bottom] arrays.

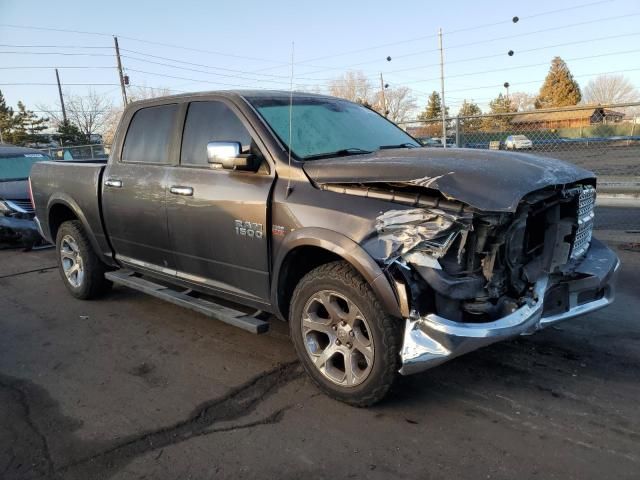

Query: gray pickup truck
[[30, 91, 619, 406]]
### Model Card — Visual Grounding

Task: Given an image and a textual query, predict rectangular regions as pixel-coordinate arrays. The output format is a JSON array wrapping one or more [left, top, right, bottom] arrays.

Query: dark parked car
[[0, 145, 48, 246], [30, 91, 619, 406]]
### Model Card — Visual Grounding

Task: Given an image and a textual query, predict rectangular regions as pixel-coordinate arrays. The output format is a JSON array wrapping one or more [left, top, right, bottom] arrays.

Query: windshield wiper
[[303, 148, 373, 161], [378, 143, 419, 150]]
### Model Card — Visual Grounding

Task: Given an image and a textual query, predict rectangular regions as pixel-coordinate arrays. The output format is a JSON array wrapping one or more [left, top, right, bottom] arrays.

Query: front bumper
[[399, 238, 620, 375], [0, 214, 41, 244]]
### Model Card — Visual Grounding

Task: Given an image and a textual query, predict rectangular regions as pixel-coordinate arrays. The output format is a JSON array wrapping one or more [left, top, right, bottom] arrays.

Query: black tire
[[56, 220, 112, 299], [289, 261, 402, 407]]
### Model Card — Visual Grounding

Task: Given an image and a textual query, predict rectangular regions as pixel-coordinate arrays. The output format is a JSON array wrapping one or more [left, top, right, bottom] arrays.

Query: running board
[[105, 270, 270, 334]]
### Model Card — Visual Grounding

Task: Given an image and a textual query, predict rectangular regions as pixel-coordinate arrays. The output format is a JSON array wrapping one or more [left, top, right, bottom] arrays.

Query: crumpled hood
[[302, 148, 595, 212]]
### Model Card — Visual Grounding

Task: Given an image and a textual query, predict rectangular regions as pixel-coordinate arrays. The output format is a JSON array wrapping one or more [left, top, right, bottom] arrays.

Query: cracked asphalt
[[1, 206, 639, 480]]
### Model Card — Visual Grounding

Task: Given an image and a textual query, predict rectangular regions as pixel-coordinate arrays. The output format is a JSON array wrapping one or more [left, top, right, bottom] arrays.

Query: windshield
[[513, 135, 529, 140], [0, 153, 48, 181], [246, 96, 420, 160]]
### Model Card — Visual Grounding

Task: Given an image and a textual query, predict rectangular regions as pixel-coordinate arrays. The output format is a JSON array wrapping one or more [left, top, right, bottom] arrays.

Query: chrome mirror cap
[[206, 141, 241, 166]]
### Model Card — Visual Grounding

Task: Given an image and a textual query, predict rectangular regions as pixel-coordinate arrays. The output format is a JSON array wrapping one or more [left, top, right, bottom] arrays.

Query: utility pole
[[55, 68, 68, 124], [379, 73, 387, 117], [114, 36, 128, 106], [438, 28, 447, 149]]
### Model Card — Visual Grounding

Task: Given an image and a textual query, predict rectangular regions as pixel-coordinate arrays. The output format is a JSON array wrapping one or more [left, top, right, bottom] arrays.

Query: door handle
[[105, 178, 122, 188], [170, 186, 194, 196]]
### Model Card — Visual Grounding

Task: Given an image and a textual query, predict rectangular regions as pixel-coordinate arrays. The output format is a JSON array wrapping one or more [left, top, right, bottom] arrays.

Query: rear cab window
[[122, 104, 179, 164]]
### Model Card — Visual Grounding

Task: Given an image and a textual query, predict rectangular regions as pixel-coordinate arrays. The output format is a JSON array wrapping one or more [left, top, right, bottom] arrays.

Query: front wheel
[[56, 220, 112, 299], [289, 261, 402, 407]]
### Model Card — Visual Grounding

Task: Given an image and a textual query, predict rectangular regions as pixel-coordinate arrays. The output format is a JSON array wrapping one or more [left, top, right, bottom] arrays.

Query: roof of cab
[[127, 89, 336, 108]]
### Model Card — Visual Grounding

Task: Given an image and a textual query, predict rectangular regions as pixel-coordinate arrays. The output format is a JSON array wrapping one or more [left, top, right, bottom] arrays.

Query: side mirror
[[206, 141, 258, 171], [207, 141, 241, 169]]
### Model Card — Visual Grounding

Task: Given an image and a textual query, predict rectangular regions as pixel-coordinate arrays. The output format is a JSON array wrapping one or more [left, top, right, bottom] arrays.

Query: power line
[[0, 50, 114, 57], [0, 66, 114, 69], [0, 43, 111, 49], [392, 12, 640, 61], [290, 0, 613, 65], [384, 31, 640, 76], [393, 48, 640, 86], [443, 67, 640, 94], [299, 11, 640, 76], [0, 23, 289, 66], [0, 82, 120, 86], [121, 51, 337, 83], [124, 68, 279, 89]]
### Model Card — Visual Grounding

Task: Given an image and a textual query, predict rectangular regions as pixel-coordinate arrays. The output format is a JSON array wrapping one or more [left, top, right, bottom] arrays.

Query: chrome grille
[[570, 186, 595, 259], [5, 199, 35, 214]]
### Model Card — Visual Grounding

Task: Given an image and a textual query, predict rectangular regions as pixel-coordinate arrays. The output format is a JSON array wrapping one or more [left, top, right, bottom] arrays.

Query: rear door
[[102, 103, 181, 271], [165, 99, 274, 302]]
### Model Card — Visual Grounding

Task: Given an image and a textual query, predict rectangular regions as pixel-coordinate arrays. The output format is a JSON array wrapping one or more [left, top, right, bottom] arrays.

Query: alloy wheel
[[60, 234, 84, 288], [301, 290, 374, 387]]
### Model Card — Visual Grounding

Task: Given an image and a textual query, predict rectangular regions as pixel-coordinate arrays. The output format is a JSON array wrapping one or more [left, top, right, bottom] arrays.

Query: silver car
[[505, 135, 533, 150]]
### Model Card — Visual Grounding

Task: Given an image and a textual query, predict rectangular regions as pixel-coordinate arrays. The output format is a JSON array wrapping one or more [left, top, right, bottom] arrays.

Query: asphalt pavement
[[1, 206, 639, 480]]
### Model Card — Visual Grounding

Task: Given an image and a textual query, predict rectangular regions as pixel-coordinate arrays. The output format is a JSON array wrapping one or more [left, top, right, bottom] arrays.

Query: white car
[[505, 135, 533, 150]]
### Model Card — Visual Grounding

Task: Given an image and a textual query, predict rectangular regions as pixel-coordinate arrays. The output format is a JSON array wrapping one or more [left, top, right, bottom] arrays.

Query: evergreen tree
[[482, 93, 516, 131], [12, 102, 49, 145], [457, 100, 483, 132], [535, 57, 582, 108], [56, 120, 86, 145], [0, 90, 16, 144], [418, 91, 448, 121]]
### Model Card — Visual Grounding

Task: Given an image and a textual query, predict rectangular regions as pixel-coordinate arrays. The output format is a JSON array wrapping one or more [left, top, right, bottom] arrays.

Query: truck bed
[[30, 160, 113, 262]]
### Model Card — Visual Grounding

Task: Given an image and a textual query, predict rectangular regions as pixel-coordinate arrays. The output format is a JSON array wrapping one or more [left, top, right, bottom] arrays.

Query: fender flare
[[46, 194, 104, 260], [271, 227, 403, 320]]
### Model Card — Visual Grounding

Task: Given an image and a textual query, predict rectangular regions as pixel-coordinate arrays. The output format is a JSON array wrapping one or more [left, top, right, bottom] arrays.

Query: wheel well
[[277, 246, 342, 320], [48, 204, 78, 241]]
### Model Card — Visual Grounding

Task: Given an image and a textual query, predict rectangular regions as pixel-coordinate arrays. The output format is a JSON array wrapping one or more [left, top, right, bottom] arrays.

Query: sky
[[1, 0, 639, 118]]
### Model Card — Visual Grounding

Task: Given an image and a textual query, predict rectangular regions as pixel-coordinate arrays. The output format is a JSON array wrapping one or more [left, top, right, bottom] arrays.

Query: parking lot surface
[[1, 207, 639, 480]]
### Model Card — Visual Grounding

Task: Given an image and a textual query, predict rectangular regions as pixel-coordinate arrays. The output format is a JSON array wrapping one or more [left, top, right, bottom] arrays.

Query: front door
[[102, 103, 180, 271], [165, 100, 274, 302]]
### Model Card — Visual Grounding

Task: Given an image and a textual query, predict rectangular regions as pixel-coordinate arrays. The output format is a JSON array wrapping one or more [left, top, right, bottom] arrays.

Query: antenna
[[286, 41, 294, 197]]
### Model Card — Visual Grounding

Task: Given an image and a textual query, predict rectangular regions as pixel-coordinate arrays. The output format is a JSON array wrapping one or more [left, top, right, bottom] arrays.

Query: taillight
[[28, 176, 35, 210]]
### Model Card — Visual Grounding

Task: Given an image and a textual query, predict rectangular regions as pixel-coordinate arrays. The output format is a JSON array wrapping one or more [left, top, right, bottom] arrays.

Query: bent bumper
[[399, 238, 620, 376]]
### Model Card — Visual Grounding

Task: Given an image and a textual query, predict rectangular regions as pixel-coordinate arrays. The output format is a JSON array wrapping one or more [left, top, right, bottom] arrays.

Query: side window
[[122, 104, 178, 164], [181, 101, 253, 166]]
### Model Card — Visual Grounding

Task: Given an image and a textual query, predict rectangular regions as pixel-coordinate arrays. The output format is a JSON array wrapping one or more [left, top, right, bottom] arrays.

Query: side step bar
[[105, 270, 270, 334]]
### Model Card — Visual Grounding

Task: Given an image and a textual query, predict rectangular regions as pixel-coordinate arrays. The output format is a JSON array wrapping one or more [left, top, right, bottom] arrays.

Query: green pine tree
[[12, 102, 49, 146], [56, 120, 86, 145], [482, 93, 516, 131], [418, 91, 448, 121], [0, 90, 16, 144], [457, 100, 483, 132], [534, 57, 582, 108]]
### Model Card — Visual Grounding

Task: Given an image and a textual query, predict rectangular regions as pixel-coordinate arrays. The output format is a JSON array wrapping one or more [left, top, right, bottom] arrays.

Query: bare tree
[[328, 71, 374, 105], [127, 85, 174, 102], [583, 74, 640, 105], [509, 92, 536, 111], [374, 87, 417, 123], [38, 89, 114, 141]]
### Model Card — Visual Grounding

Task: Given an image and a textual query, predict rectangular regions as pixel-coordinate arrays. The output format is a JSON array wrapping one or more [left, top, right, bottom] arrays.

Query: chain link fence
[[399, 102, 640, 176], [39, 144, 111, 161]]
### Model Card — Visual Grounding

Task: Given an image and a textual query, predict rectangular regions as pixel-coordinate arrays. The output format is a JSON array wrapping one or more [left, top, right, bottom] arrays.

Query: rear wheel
[[56, 220, 111, 299], [289, 261, 401, 407]]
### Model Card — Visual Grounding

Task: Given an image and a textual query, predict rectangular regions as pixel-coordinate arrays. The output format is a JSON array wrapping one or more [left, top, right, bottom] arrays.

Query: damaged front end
[[331, 181, 620, 376]]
